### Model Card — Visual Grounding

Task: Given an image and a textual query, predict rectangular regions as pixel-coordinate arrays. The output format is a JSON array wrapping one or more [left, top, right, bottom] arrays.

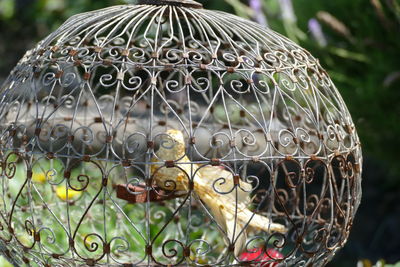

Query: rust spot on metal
[[293, 137, 299, 144], [165, 160, 175, 168], [164, 64, 174, 71], [55, 71, 64, 78], [122, 159, 131, 167], [285, 155, 294, 161], [188, 180, 194, 191], [34, 232, 41, 242], [233, 175, 240, 186], [229, 140, 235, 148], [35, 128, 42, 136], [64, 171, 71, 179], [227, 67, 235, 73], [174, 216, 180, 223], [185, 75, 192, 84], [67, 135, 74, 142], [86, 259, 95, 266], [147, 141, 154, 149], [9, 129, 16, 137], [22, 135, 29, 144], [104, 243, 111, 254], [69, 50, 78, 56], [211, 158, 220, 166], [116, 184, 185, 204], [189, 137, 196, 145], [345, 124, 353, 134], [52, 253, 61, 259], [146, 245, 152, 255], [354, 163, 361, 174], [151, 52, 158, 58], [83, 72, 91, 80], [94, 117, 103, 123], [27, 170, 33, 179], [183, 246, 191, 257]]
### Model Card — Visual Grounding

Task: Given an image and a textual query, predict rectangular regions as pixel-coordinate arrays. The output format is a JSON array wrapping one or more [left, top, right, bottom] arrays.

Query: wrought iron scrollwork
[[0, 1, 361, 266]]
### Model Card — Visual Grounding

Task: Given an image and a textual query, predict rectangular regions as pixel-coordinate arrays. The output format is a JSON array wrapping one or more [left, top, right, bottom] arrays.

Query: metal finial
[[137, 0, 203, 8]]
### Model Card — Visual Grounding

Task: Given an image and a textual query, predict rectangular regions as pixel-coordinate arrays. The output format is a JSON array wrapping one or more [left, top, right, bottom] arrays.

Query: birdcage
[[0, 0, 362, 266]]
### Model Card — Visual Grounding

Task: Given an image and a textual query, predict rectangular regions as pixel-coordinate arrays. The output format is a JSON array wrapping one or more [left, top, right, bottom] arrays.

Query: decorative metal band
[[137, 0, 203, 8]]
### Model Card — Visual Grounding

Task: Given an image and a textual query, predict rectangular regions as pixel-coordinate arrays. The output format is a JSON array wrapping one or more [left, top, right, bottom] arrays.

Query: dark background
[[1, 0, 399, 266]]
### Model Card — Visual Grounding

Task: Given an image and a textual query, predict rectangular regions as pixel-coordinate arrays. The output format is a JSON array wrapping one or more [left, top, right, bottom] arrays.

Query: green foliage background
[[0, 0, 399, 266]]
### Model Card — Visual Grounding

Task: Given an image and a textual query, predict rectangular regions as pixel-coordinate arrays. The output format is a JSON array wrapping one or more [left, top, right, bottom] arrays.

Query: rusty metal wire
[[0, 0, 362, 266]]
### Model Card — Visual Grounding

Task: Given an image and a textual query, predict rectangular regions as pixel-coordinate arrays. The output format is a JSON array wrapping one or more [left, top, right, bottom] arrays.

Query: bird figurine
[[151, 129, 287, 256]]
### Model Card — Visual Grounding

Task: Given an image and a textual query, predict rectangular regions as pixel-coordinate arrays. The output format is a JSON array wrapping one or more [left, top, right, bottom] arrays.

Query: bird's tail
[[223, 210, 248, 257], [239, 210, 287, 234]]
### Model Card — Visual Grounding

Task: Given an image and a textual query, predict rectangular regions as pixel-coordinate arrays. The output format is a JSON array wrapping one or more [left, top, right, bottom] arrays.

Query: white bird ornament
[[151, 129, 287, 256]]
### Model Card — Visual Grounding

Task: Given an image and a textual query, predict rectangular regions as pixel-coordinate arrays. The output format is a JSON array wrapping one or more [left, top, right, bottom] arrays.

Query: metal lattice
[[0, 0, 362, 266]]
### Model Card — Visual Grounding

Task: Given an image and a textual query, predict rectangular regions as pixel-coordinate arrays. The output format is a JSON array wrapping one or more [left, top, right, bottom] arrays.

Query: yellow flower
[[55, 186, 82, 201], [190, 254, 207, 264], [32, 172, 46, 183], [83, 234, 97, 248]]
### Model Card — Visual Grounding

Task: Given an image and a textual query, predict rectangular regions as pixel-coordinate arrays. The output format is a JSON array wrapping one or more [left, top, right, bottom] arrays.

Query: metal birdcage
[[0, 0, 362, 266]]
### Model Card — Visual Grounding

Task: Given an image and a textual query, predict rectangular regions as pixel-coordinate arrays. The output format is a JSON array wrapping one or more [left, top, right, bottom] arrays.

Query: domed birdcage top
[[0, 1, 362, 266]]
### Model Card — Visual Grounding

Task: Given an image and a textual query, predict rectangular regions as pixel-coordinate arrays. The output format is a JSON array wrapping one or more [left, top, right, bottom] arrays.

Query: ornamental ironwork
[[0, 0, 362, 266]]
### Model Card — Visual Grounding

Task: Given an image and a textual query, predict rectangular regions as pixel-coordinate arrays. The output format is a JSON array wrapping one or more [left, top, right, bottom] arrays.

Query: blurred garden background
[[0, 0, 399, 266]]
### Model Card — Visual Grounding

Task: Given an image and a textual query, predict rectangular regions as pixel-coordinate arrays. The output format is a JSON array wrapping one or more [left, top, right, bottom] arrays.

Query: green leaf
[[328, 47, 370, 63], [0, 0, 15, 19], [0, 256, 13, 267]]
